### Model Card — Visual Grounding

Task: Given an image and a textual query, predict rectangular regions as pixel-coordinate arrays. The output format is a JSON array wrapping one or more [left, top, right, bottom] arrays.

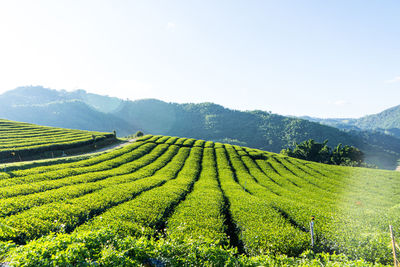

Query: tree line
[[280, 139, 372, 167]]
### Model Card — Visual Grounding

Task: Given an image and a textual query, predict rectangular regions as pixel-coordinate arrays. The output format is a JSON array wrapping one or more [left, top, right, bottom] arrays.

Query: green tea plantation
[[0, 135, 399, 266], [0, 119, 117, 162]]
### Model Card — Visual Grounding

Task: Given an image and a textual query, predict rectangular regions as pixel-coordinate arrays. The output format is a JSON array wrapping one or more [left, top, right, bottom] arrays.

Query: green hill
[[115, 100, 400, 169], [1, 86, 399, 169], [1, 135, 399, 265], [0, 119, 117, 162]]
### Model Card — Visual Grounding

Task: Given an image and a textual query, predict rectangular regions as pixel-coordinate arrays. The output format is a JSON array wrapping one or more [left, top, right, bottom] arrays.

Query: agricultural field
[[0, 134, 400, 266], [0, 119, 117, 162]]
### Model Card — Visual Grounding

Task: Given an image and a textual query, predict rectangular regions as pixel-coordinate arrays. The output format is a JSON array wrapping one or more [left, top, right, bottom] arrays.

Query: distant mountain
[[1, 86, 399, 169], [0, 87, 136, 136], [302, 105, 400, 138], [67, 89, 123, 113], [0, 86, 124, 113], [354, 105, 400, 136], [300, 116, 359, 130]]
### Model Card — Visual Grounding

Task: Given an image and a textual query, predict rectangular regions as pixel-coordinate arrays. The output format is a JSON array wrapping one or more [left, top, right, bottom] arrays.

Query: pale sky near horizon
[[0, 0, 399, 118]]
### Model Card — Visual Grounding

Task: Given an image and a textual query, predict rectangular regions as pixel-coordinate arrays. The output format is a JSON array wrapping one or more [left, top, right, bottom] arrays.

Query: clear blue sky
[[0, 0, 399, 118]]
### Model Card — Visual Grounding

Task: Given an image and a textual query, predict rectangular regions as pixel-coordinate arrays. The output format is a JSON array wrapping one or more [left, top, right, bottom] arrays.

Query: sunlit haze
[[0, 0, 399, 118]]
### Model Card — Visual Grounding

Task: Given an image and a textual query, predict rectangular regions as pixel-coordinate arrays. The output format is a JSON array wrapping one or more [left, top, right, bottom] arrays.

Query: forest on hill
[[0, 86, 399, 169]]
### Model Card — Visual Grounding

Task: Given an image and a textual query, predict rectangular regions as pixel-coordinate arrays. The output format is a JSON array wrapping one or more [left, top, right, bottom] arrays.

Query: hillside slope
[[1, 135, 400, 265], [1, 86, 399, 169], [114, 100, 400, 169], [0, 119, 117, 162]]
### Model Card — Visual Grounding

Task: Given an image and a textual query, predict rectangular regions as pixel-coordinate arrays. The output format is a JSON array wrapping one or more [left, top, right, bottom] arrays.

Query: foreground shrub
[[5, 229, 386, 266]]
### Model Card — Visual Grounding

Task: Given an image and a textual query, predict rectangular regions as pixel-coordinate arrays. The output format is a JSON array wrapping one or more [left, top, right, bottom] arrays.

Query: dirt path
[[84, 138, 136, 154]]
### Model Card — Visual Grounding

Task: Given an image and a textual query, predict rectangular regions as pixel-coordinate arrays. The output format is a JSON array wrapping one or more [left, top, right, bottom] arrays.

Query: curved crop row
[[77, 146, 202, 236], [166, 147, 227, 245], [0, 143, 181, 217], [215, 146, 309, 256], [0, 135, 399, 265], [0, 119, 116, 162]]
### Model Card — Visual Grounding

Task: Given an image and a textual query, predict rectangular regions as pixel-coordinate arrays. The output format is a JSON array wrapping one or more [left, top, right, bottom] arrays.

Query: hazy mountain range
[[1, 86, 400, 169], [302, 106, 400, 138]]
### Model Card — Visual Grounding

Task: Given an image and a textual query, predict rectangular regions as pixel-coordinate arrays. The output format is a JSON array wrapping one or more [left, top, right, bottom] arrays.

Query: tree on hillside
[[331, 143, 364, 166], [281, 139, 367, 167], [134, 131, 144, 137], [282, 139, 331, 164]]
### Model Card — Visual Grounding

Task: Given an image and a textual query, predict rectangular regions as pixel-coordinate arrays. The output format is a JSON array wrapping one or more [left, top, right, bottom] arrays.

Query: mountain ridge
[[302, 105, 400, 138]]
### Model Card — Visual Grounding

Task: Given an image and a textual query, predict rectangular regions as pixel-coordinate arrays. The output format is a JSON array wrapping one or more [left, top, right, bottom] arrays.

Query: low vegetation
[[0, 134, 398, 265]]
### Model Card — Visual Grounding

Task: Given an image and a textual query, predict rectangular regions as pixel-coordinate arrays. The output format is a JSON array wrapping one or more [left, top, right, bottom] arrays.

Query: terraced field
[[1, 134, 400, 266], [0, 119, 117, 162]]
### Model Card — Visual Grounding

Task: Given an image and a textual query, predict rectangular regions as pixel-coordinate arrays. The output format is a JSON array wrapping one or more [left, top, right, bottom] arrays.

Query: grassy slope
[[0, 119, 117, 163], [0, 135, 398, 265]]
